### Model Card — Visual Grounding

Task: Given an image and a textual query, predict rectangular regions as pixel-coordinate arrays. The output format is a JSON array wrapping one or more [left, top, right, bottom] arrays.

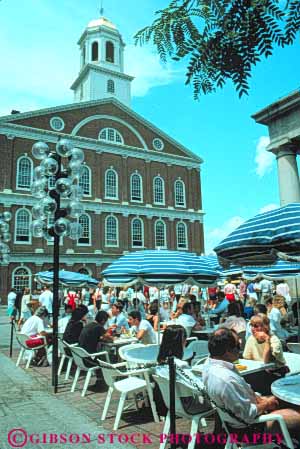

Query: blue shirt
[[209, 298, 229, 315], [107, 313, 129, 330]]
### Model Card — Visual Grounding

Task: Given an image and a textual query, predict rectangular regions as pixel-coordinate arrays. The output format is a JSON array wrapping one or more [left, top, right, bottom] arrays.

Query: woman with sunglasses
[[243, 313, 287, 394]]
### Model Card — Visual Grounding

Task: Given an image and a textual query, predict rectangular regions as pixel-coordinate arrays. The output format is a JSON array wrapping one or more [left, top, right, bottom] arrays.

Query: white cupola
[[71, 16, 133, 107]]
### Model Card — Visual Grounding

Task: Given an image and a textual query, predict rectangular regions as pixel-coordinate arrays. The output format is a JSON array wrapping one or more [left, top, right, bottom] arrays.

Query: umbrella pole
[[157, 288, 161, 344], [169, 356, 176, 449], [294, 279, 300, 342]]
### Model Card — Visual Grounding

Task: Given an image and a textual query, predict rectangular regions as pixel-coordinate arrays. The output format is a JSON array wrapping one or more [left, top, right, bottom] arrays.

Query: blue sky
[[1, 0, 300, 253]]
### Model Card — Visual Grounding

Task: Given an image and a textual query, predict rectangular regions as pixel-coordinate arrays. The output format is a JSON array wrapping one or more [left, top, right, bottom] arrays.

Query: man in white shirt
[[202, 328, 300, 439], [276, 280, 291, 305], [176, 302, 197, 329], [39, 286, 53, 315], [7, 288, 17, 320], [22, 307, 48, 336], [128, 311, 157, 344]]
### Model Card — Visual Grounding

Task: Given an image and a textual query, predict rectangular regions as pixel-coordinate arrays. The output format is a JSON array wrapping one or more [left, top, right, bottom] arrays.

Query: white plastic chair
[[287, 342, 300, 354], [183, 340, 209, 364], [70, 346, 109, 397], [119, 343, 159, 368], [213, 403, 294, 449], [153, 374, 213, 449], [15, 332, 47, 369], [57, 339, 78, 381], [283, 351, 300, 375], [98, 359, 159, 430]]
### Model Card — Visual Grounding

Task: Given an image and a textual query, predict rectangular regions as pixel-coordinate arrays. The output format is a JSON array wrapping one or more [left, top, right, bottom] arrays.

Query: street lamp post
[[31, 139, 85, 393], [0, 211, 13, 356]]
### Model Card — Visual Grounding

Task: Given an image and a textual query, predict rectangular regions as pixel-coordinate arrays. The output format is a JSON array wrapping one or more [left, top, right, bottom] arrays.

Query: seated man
[[202, 328, 300, 442], [128, 311, 157, 344], [107, 302, 129, 333], [208, 291, 229, 316], [21, 306, 49, 366]]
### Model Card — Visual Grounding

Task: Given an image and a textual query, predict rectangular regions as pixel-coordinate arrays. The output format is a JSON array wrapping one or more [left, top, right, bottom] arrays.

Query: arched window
[[16, 156, 33, 190], [107, 79, 115, 94], [174, 179, 186, 207], [106, 41, 114, 63], [131, 172, 143, 202], [105, 215, 118, 247], [155, 220, 167, 249], [131, 218, 144, 248], [153, 176, 165, 205], [78, 214, 91, 245], [105, 168, 118, 199], [78, 267, 91, 275], [15, 209, 31, 243], [92, 41, 99, 61], [99, 128, 123, 145], [79, 165, 91, 196], [12, 267, 32, 292], [177, 222, 188, 249]]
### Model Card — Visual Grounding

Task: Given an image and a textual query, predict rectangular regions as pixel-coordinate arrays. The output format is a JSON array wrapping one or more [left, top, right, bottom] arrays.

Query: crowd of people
[[6, 277, 300, 444]]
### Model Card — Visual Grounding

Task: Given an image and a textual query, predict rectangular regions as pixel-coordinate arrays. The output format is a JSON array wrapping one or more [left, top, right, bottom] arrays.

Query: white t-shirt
[[21, 294, 31, 314], [137, 319, 157, 344], [39, 290, 53, 314], [22, 315, 45, 336], [176, 314, 196, 328], [58, 315, 71, 333], [7, 291, 16, 308], [149, 287, 159, 302], [260, 279, 272, 294]]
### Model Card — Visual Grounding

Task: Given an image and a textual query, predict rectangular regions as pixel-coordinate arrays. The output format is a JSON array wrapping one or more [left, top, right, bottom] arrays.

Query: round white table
[[271, 374, 300, 405]]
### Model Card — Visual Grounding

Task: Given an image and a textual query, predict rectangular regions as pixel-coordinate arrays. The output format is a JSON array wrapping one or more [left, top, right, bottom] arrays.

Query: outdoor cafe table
[[271, 374, 300, 405], [191, 359, 275, 377], [101, 336, 138, 361]]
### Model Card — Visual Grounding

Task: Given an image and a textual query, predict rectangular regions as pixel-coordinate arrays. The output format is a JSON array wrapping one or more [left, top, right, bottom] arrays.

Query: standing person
[[238, 279, 247, 301], [39, 286, 53, 316], [260, 278, 273, 297], [18, 287, 33, 330], [7, 288, 17, 322], [254, 277, 263, 303], [276, 280, 291, 306], [224, 278, 236, 302], [14, 290, 23, 321], [65, 288, 78, 311], [247, 281, 258, 301]]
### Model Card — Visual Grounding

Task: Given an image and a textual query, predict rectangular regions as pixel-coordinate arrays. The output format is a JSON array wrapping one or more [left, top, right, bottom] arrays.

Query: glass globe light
[[2, 254, 10, 264], [66, 200, 84, 218], [70, 147, 84, 163], [55, 177, 72, 197], [30, 180, 47, 199], [70, 184, 84, 200], [32, 142, 50, 160], [56, 139, 74, 157], [54, 218, 71, 237], [32, 204, 46, 220], [3, 211, 12, 222], [33, 165, 46, 180], [0, 242, 10, 254], [0, 222, 9, 233], [41, 157, 59, 176], [43, 229, 54, 242], [2, 232, 11, 243], [68, 222, 83, 240], [40, 197, 57, 216], [31, 219, 47, 238], [68, 160, 84, 179]]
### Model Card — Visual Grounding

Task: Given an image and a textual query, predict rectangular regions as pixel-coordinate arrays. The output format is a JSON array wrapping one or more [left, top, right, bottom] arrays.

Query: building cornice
[[0, 97, 203, 164], [70, 64, 134, 90], [0, 123, 202, 169], [0, 191, 204, 222], [8, 253, 117, 267], [252, 89, 300, 125]]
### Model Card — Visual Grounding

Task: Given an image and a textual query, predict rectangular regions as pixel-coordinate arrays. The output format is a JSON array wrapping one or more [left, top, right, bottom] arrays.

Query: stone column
[[276, 145, 300, 205]]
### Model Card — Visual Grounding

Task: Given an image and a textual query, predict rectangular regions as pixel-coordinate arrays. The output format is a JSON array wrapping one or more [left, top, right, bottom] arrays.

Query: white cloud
[[205, 216, 245, 255], [259, 203, 279, 214], [255, 136, 275, 177], [125, 45, 181, 97]]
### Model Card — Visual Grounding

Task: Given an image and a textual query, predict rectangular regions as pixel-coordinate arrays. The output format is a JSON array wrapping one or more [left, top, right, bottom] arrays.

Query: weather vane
[[100, 0, 104, 16]]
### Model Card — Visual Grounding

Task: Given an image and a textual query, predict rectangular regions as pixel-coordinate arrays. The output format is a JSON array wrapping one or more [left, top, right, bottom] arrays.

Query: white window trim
[[155, 219, 167, 249], [91, 40, 99, 62], [16, 156, 33, 191], [105, 215, 119, 247], [130, 172, 143, 203], [131, 217, 144, 248], [104, 168, 119, 200], [153, 175, 165, 205], [176, 221, 188, 250], [50, 116, 65, 132], [174, 179, 186, 208], [12, 266, 32, 291], [79, 165, 92, 197], [77, 213, 92, 247], [98, 127, 124, 145], [14, 208, 32, 245], [78, 266, 92, 276]]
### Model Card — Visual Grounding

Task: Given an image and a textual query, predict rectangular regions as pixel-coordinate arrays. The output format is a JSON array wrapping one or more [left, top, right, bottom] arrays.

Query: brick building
[[0, 16, 204, 300]]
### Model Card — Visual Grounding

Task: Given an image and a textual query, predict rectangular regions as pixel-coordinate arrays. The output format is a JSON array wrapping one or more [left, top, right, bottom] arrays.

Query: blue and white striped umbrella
[[102, 250, 218, 286], [35, 270, 99, 287], [242, 260, 300, 280], [214, 203, 300, 266]]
